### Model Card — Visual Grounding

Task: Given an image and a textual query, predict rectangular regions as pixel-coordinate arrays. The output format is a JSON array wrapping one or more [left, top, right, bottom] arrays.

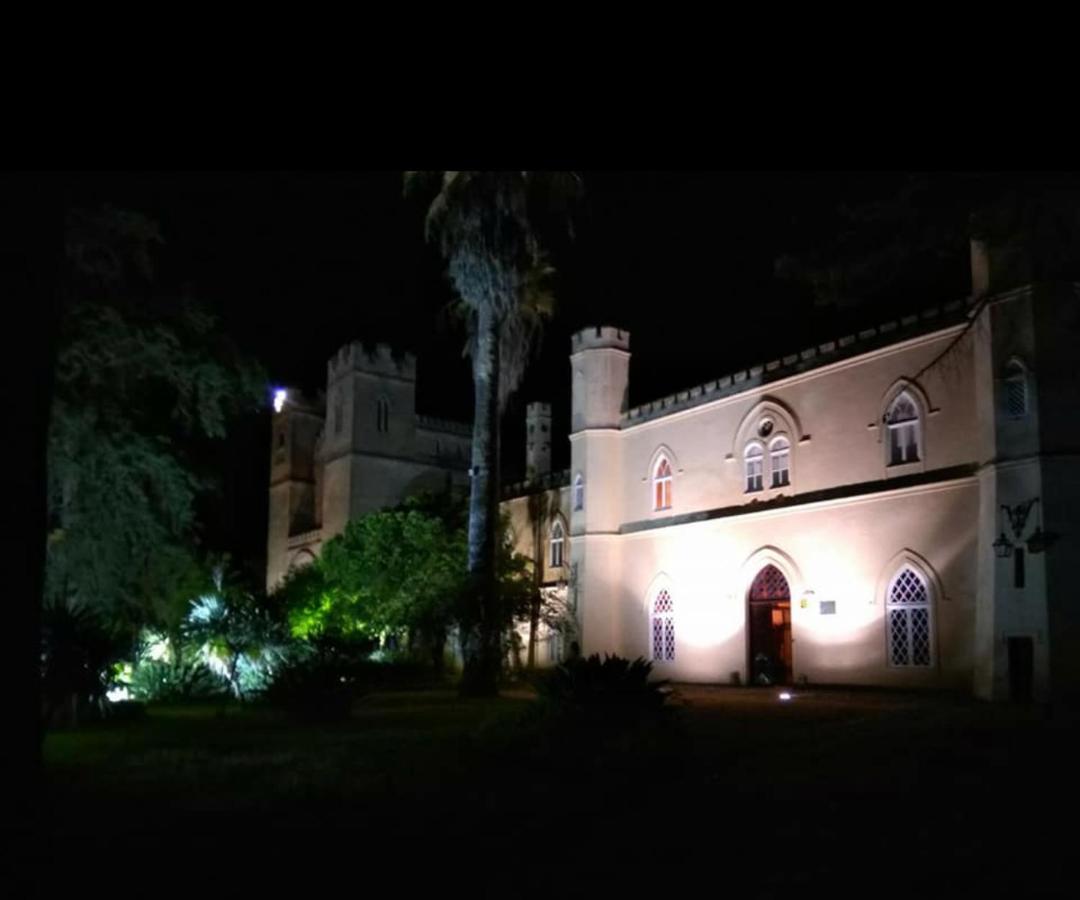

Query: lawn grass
[[39, 686, 1078, 896]]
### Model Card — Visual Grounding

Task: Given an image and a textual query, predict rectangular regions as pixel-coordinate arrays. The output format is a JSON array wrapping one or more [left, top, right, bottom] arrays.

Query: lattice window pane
[[749, 565, 790, 602], [1006, 378, 1027, 417], [911, 608, 930, 665], [887, 568, 931, 667], [890, 569, 928, 605], [889, 609, 910, 665], [651, 590, 674, 661]]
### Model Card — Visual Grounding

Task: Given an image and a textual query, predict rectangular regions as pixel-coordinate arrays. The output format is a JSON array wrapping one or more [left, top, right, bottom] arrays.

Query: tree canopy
[[45, 206, 266, 630], [277, 491, 540, 669]]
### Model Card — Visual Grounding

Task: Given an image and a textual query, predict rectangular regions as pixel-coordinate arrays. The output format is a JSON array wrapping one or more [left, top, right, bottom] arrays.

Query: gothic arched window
[[1004, 360, 1029, 418], [549, 520, 565, 568], [886, 566, 932, 667], [654, 458, 673, 510], [885, 392, 921, 465], [573, 473, 584, 511], [745, 443, 764, 492], [769, 437, 790, 488], [650, 588, 675, 662]]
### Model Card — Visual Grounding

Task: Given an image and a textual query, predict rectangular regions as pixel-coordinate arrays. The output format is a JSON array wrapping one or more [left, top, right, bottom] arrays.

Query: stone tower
[[321, 341, 419, 541], [568, 326, 631, 654], [973, 279, 1080, 701], [525, 401, 552, 480], [266, 387, 324, 592]]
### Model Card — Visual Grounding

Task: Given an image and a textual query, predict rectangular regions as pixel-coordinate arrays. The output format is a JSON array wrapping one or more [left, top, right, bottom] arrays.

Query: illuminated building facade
[[566, 278, 1079, 702], [269, 267, 1079, 701], [266, 342, 471, 592]]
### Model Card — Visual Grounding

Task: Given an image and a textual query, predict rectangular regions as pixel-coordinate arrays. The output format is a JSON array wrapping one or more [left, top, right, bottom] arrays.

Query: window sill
[[885, 459, 925, 478]]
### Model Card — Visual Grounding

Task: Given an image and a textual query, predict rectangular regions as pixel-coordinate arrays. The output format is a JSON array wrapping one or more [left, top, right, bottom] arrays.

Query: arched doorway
[[748, 564, 793, 685]]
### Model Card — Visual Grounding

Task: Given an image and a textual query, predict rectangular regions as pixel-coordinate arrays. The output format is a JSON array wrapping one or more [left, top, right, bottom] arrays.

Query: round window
[[758, 419, 774, 438]]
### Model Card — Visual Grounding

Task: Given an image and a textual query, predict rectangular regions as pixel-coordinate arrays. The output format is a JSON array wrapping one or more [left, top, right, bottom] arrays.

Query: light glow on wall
[[273, 388, 287, 413]]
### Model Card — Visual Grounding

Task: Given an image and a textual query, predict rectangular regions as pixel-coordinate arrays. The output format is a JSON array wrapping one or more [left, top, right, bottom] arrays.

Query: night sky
[[65, 171, 978, 576]]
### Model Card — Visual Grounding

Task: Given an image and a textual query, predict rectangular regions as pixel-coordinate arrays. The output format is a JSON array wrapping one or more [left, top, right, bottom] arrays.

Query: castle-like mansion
[[269, 270, 1080, 702]]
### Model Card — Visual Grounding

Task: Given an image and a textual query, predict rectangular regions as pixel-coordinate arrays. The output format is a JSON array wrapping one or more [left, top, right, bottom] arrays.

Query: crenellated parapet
[[415, 413, 472, 437], [623, 298, 974, 426], [327, 341, 417, 385], [571, 325, 630, 354]]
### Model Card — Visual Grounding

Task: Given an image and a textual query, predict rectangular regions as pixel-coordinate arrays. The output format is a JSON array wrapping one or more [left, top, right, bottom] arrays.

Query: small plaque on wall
[[819, 600, 836, 615]]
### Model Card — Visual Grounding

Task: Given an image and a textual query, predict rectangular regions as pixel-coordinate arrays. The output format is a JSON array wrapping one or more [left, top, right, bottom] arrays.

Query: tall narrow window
[[1014, 547, 1025, 588], [549, 521, 564, 568], [654, 458, 673, 510], [333, 394, 343, 435], [376, 397, 390, 433], [573, 473, 584, 511], [886, 566, 932, 667], [770, 437, 790, 488], [1004, 361, 1028, 418], [650, 589, 675, 662], [886, 392, 920, 465], [745, 444, 764, 492]]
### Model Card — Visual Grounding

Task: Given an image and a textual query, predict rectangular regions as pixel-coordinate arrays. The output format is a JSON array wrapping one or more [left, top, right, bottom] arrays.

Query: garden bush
[[533, 653, 672, 729], [262, 652, 367, 722], [41, 599, 132, 727], [128, 654, 226, 703]]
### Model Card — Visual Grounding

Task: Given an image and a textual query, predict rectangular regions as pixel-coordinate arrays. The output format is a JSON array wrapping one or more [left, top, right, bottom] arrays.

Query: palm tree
[[405, 172, 580, 696]]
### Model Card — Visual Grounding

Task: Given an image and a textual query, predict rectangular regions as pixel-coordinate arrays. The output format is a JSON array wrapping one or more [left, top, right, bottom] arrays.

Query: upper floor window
[[333, 394, 343, 435], [745, 444, 764, 492], [573, 473, 584, 511], [886, 566, 932, 667], [654, 458, 673, 510], [769, 437, 790, 488], [885, 392, 920, 465], [376, 397, 390, 433], [1004, 360, 1028, 418], [650, 588, 675, 662], [549, 520, 565, 568]]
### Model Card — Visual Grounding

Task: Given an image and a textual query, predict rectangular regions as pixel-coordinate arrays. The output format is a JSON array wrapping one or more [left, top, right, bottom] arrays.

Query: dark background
[[59, 171, 980, 575]]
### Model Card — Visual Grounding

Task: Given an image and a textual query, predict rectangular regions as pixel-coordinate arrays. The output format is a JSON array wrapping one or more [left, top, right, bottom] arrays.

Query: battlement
[[415, 414, 472, 437], [571, 325, 630, 353], [501, 468, 571, 500], [327, 341, 417, 383], [526, 401, 552, 417], [623, 297, 975, 426]]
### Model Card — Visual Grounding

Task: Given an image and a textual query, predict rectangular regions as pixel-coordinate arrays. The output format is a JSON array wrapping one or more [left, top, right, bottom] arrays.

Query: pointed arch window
[[549, 520, 565, 568], [650, 588, 675, 662], [886, 566, 932, 667], [745, 444, 764, 492], [769, 437, 790, 488], [654, 458, 673, 510], [1004, 360, 1028, 418], [885, 392, 920, 465], [573, 473, 584, 511]]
